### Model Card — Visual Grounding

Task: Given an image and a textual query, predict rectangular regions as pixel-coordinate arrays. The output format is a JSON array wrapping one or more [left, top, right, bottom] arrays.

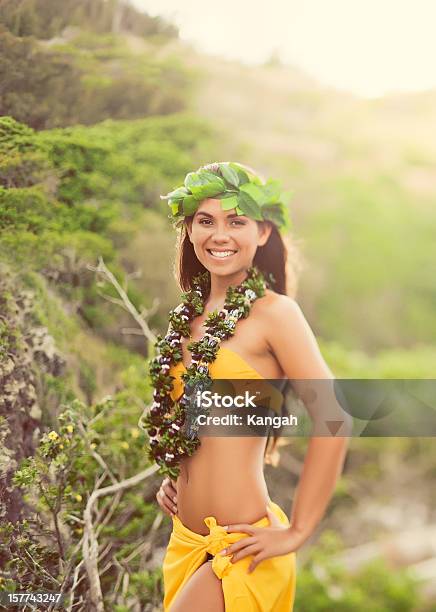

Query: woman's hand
[[156, 477, 178, 516], [221, 505, 306, 573]]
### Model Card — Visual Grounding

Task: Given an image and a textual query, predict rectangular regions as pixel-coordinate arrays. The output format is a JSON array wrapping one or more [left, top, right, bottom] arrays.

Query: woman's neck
[[205, 267, 251, 310]]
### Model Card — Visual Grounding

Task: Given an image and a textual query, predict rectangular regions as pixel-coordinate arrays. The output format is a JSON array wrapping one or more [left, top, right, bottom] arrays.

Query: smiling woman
[[157, 163, 297, 468], [189, 199, 272, 270], [143, 161, 351, 611], [180, 203, 291, 294], [173, 162, 295, 299]]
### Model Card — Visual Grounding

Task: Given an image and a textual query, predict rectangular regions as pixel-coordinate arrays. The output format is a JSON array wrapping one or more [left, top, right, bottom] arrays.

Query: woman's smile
[[206, 248, 238, 260]]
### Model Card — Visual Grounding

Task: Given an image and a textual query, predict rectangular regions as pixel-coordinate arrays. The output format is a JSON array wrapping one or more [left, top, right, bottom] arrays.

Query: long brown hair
[[172, 164, 302, 466]]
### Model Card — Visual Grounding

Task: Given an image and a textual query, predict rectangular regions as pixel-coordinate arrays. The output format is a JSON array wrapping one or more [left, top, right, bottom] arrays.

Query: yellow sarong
[[162, 500, 296, 611]]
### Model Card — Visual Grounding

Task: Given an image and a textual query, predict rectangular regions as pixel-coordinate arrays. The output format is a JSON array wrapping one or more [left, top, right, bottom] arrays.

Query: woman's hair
[[172, 162, 303, 466]]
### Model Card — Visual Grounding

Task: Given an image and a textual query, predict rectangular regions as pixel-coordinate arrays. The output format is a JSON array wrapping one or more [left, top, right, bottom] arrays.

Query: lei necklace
[[141, 265, 272, 478]]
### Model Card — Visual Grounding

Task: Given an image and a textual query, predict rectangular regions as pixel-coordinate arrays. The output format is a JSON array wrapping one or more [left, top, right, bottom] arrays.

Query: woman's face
[[186, 198, 272, 276]]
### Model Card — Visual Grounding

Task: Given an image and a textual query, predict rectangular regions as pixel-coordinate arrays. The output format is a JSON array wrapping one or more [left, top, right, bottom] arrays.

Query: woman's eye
[[198, 219, 245, 226]]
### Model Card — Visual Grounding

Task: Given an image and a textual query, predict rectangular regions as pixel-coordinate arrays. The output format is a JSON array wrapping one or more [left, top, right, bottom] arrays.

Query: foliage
[[295, 172, 436, 351], [37, 113, 211, 210], [0, 0, 178, 40], [0, 114, 213, 336], [0, 27, 84, 129], [320, 339, 436, 378], [163, 161, 293, 233], [294, 531, 422, 611], [0, 396, 163, 609], [0, 25, 190, 129]]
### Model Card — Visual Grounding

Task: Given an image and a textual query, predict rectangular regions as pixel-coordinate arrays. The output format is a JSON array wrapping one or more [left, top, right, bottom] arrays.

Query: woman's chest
[[180, 313, 284, 379]]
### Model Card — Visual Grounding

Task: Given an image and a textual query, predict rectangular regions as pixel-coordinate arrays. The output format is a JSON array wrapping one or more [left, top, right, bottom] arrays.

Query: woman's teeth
[[207, 250, 237, 258]]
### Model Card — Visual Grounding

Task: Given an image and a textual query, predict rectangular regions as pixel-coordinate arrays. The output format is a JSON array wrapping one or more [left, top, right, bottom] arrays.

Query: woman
[[146, 162, 351, 611]]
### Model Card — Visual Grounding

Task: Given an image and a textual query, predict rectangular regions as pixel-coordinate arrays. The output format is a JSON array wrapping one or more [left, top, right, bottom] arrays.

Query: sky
[[133, 0, 436, 98]]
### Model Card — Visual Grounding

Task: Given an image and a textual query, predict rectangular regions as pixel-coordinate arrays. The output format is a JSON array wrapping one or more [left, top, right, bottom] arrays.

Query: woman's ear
[[258, 221, 273, 246]]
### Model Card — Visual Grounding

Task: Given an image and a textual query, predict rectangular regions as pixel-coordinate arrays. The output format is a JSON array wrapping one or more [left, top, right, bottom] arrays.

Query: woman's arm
[[266, 295, 353, 544]]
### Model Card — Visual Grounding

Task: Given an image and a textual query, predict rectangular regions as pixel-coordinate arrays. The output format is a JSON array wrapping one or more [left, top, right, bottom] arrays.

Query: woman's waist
[[177, 446, 267, 490], [176, 473, 269, 499], [175, 488, 271, 535], [176, 468, 268, 527]]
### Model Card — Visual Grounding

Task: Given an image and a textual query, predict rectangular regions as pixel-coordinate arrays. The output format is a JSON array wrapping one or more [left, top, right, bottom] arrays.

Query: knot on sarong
[[204, 517, 229, 556], [211, 551, 233, 579], [203, 517, 234, 578]]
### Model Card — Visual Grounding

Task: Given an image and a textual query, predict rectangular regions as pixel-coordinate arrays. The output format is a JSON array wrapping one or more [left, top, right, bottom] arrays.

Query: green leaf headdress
[[160, 162, 292, 234]]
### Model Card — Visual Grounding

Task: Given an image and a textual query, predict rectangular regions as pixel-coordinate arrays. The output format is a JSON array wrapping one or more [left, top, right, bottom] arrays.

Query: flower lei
[[141, 265, 272, 478]]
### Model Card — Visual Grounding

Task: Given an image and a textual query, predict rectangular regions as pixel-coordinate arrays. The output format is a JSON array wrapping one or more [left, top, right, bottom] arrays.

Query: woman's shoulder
[[252, 291, 304, 357], [259, 289, 300, 316], [254, 290, 306, 337]]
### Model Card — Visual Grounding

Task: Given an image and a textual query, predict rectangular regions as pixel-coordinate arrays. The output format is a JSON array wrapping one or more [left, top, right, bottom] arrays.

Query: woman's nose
[[212, 223, 230, 240], [211, 228, 231, 242]]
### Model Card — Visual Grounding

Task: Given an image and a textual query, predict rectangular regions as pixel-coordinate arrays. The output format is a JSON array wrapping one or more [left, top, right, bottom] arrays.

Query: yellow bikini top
[[169, 347, 284, 414]]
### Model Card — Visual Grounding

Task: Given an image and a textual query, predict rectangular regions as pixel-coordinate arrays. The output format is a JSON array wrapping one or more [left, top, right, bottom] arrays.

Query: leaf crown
[[160, 161, 293, 233]]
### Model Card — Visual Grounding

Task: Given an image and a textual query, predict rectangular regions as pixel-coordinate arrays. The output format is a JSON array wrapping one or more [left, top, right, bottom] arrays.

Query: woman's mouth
[[206, 249, 238, 259]]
